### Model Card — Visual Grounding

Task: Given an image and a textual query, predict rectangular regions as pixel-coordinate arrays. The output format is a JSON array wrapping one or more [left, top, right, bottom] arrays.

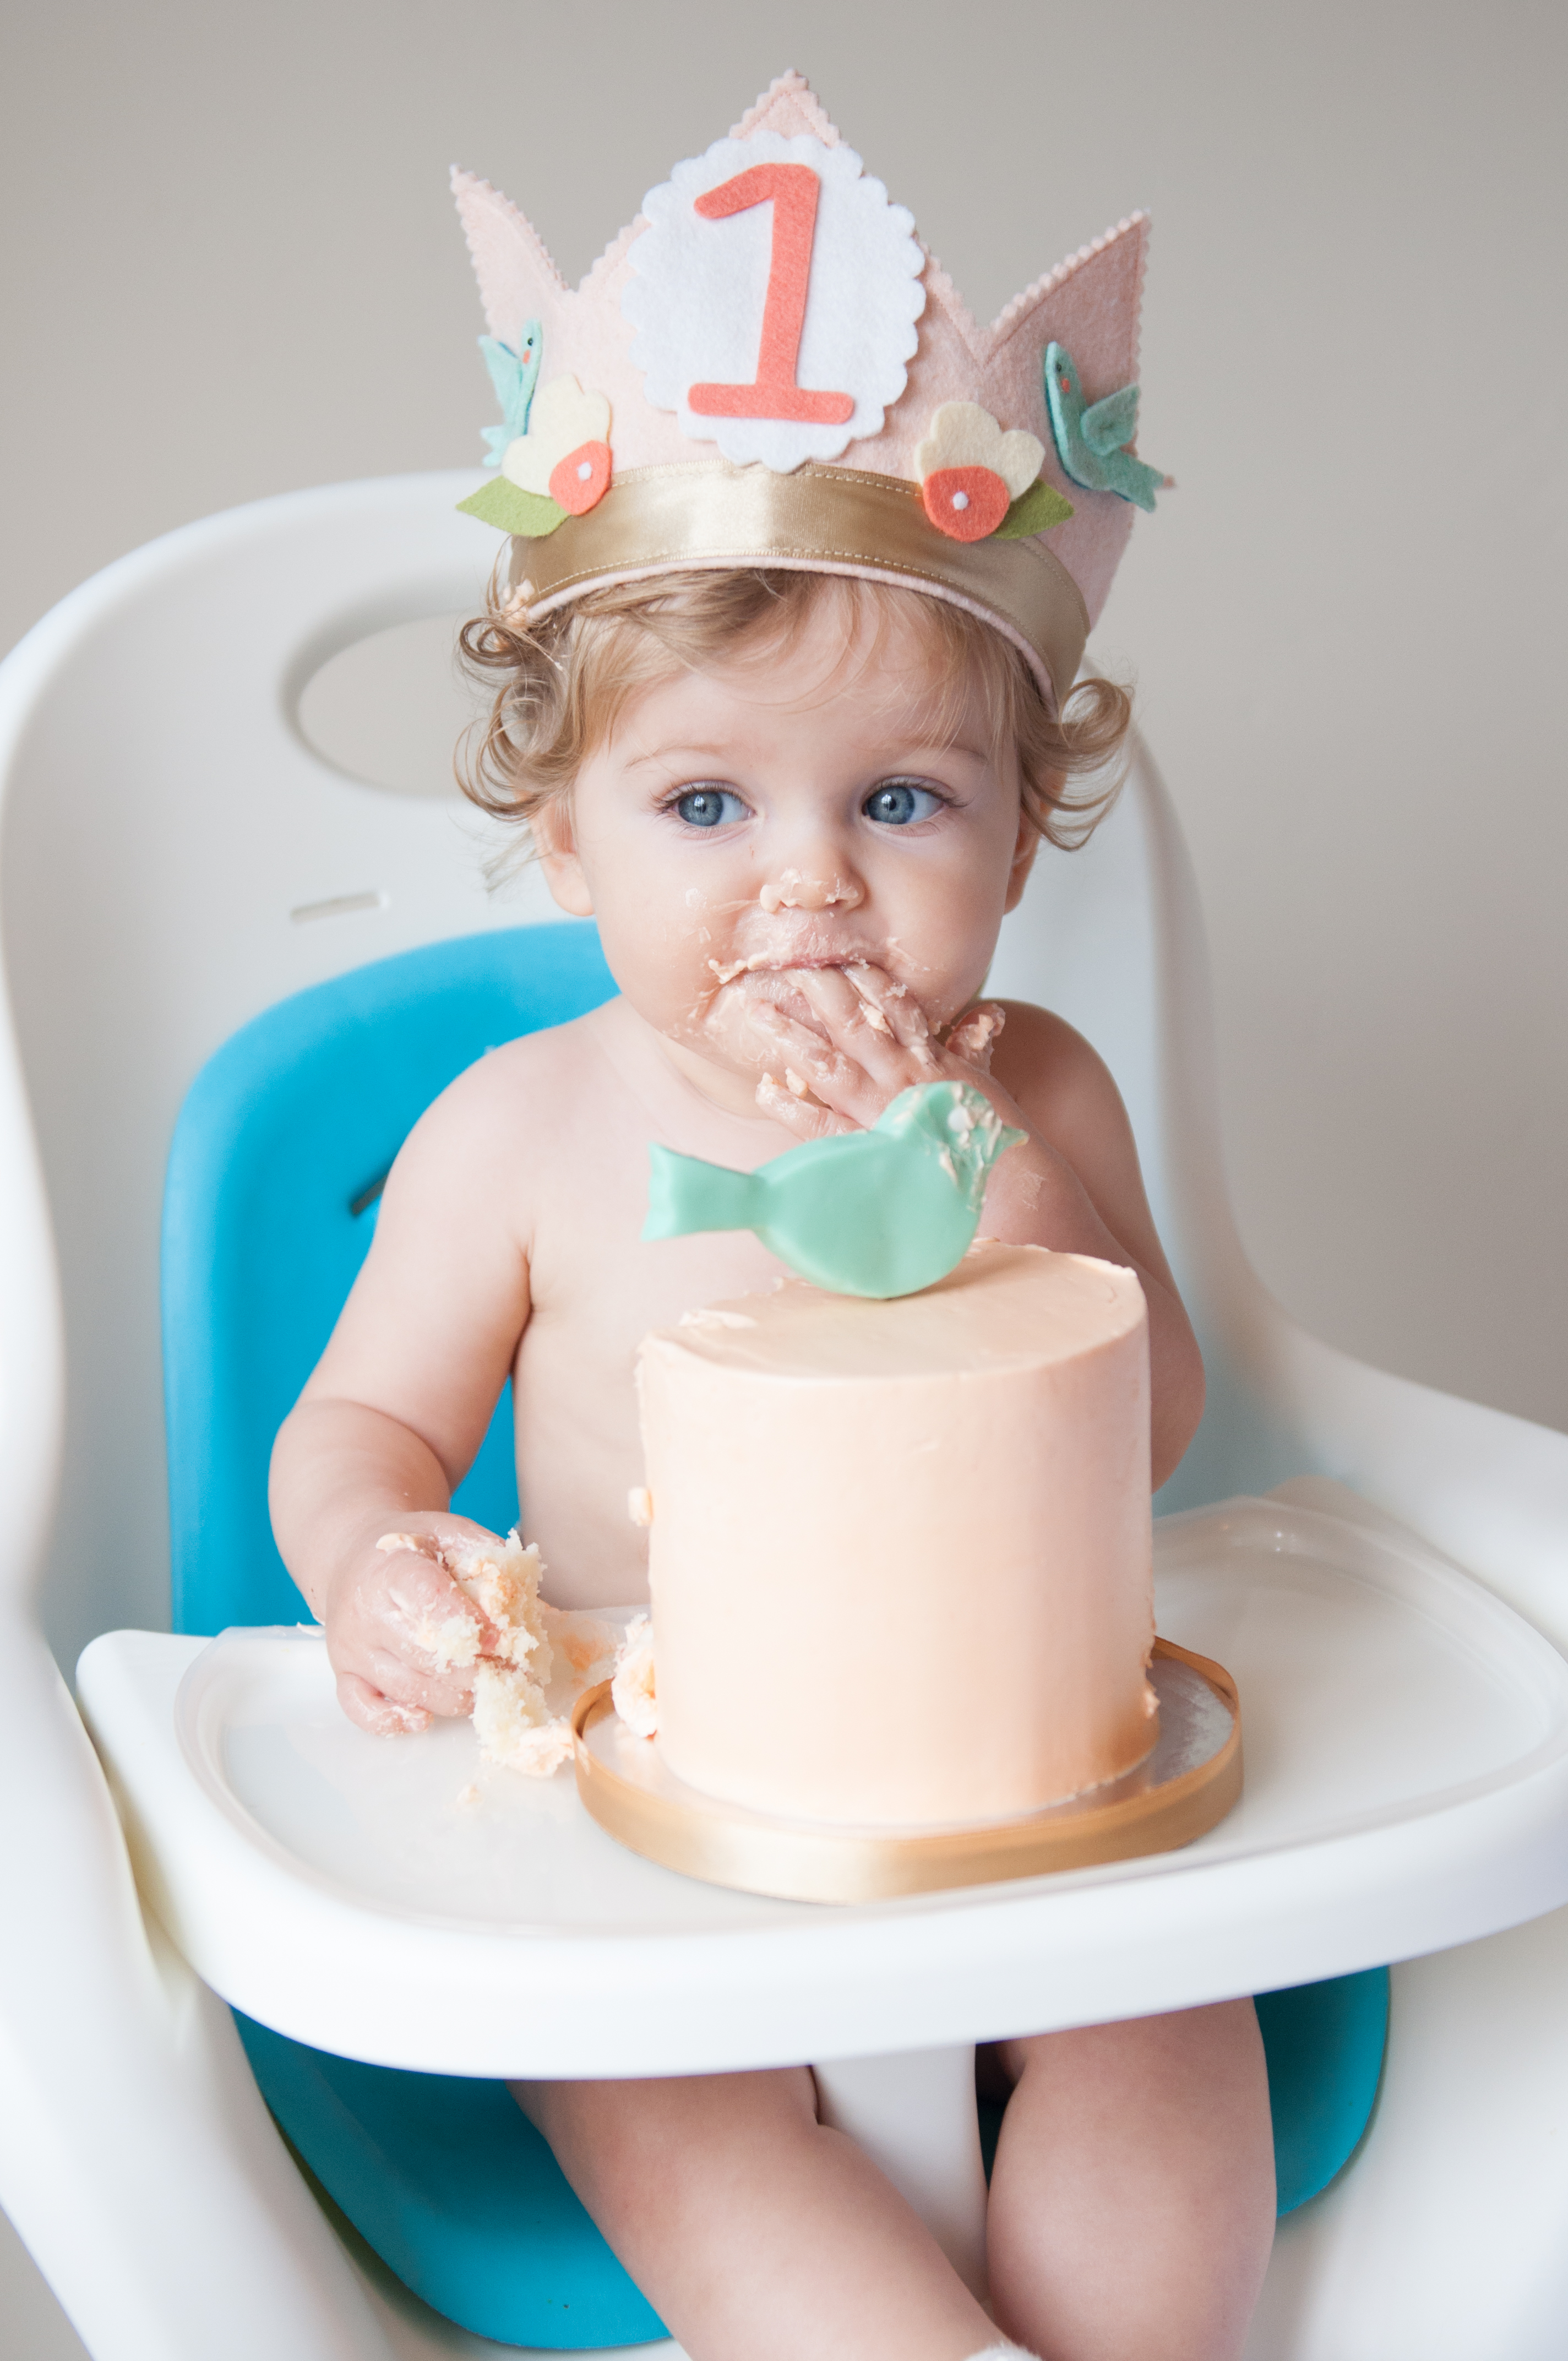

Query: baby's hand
[[322, 1516, 505, 1736], [739, 964, 1011, 1142]]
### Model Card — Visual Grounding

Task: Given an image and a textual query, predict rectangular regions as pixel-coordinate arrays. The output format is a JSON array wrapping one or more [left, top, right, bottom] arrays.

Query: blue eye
[[863, 781, 942, 826], [674, 787, 748, 829]]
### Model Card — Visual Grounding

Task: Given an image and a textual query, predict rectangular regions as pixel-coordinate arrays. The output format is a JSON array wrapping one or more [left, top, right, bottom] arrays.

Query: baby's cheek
[[596, 918, 710, 1034]]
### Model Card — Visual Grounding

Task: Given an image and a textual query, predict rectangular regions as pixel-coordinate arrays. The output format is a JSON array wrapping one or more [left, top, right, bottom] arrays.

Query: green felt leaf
[[456, 476, 567, 536], [994, 479, 1075, 538]]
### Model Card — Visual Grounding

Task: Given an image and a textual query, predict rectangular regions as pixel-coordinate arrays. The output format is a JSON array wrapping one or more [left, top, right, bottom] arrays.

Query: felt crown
[[454, 72, 1160, 706]]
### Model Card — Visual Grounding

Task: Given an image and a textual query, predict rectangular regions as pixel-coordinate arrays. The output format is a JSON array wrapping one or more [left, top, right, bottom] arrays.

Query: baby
[[271, 77, 1275, 2361], [270, 568, 1273, 2361]]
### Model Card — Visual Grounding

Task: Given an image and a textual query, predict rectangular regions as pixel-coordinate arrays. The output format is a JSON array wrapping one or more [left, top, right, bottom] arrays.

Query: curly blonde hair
[[458, 567, 1131, 855]]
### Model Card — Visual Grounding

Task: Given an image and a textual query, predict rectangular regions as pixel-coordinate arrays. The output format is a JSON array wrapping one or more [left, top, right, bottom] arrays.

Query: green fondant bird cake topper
[[644, 1081, 1025, 1301]]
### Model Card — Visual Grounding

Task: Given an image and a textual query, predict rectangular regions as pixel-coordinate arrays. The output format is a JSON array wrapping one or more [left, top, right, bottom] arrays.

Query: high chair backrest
[[0, 471, 1259, 1671]]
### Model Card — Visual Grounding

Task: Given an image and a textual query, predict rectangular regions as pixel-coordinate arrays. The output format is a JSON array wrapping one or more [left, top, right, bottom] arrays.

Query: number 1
[[689, 164, 854, 426]]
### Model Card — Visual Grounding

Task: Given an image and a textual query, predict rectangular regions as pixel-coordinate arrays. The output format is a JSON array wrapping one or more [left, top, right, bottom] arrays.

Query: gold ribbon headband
[[507, 462, 1089, 706]]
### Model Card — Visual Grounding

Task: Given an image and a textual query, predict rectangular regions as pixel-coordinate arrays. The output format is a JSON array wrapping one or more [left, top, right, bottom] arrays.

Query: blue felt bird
[[1043, 341, 1166, 512], [643, 1081, 1025, 1301], [478, 320, 543, 466]]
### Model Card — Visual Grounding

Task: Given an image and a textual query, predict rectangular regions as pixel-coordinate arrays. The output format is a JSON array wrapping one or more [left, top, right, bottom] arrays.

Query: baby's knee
[[1002, 1997, 1267, 2110]]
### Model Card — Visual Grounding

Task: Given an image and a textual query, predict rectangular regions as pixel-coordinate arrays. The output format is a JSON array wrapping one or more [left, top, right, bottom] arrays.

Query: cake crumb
[[612, 1615, 658, 1739], [373, 1527, 592, 1777], [456, 1783, 481, 1808]]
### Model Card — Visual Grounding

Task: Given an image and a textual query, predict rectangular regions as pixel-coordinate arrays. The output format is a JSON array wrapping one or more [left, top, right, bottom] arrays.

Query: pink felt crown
[[453, 72, 1159, 704]]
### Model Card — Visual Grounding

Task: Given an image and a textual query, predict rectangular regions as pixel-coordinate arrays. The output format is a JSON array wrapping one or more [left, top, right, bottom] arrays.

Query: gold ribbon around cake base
[[572, 1638, 1242, 1906], [511, 463, 1091, 706]]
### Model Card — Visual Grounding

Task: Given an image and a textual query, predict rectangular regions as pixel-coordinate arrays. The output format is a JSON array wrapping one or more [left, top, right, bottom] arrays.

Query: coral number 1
[[689, 164, 854, 425]]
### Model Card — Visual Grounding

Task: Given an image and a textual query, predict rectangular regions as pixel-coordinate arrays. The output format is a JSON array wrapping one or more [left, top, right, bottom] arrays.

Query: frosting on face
[[544, 591, 1029, 1124]]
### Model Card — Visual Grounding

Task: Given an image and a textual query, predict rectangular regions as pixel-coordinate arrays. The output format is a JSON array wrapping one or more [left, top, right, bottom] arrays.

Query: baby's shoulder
[[988, 997, 1135, 1141], [989, 999, 1109, 1092], [390, 1004, 620, 1192]]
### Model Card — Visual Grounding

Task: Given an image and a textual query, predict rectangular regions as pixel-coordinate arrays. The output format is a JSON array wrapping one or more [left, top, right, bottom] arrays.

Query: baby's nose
[[758, 868, 865, 915]]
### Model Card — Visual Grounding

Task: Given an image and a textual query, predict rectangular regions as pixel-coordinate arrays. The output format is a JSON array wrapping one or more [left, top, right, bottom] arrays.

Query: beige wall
[[2, 0, 1564, 1435]]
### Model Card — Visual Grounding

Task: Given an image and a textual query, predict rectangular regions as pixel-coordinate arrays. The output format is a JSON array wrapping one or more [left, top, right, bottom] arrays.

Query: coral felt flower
[[914, 402, 1047, 541], [921, 466, 1009, 542], [549, 440, 613, 515], [502, 376, 613, 509]]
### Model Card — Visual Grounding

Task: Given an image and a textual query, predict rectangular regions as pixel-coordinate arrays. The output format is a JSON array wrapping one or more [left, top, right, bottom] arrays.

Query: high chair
[[2, 472, 1567, 2361]]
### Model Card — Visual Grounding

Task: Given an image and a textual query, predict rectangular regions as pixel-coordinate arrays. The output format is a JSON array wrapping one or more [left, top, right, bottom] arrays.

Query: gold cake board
[[572, 1639, 1242, 1905]]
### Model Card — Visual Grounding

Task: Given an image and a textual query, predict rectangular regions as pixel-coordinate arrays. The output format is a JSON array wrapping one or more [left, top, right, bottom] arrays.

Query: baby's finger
[[792, 966, 935, 1085], [382, 1579, 491, 1673], [336, 1668, 432, 1736], [700, 981, 826, 1076], [756, 1071, 856, 1138], [788, 963, 884, 1040], [744, 1001, 880, 1125], [377, 1543, 503, 1660], [844, 965, 940, 1067], [358, 1639, 478, 1721], [944, 1001, 1006, 1073]]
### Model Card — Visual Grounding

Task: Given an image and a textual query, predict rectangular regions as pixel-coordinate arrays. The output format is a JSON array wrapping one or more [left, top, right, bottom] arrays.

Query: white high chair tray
[[79, 1494, 1568, 2080]]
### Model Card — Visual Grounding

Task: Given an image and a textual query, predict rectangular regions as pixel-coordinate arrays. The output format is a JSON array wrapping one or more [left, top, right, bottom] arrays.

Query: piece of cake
[[634, 1238, 1157, 1828], [375, 1528, 619, 1774]]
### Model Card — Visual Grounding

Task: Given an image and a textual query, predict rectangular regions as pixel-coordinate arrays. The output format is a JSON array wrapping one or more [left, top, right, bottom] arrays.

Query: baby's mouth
[[690, 940, 924, 1063], [706, 961, 824, 1031], [709, 950, 902, 1030]]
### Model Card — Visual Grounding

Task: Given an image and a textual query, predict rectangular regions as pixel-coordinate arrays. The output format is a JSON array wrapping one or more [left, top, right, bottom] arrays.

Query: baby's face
[[536, 592, 1036, 1111]]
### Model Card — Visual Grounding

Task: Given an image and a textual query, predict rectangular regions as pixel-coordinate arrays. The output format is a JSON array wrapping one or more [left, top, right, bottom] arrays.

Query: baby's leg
[[986, 2001, 1274, 2361], [514, 2066, 999, 2361]]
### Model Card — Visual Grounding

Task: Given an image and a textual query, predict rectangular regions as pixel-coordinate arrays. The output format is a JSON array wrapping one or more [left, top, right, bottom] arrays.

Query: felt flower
[[913, 402, 1047, 543], [501, 376, 613, 516]]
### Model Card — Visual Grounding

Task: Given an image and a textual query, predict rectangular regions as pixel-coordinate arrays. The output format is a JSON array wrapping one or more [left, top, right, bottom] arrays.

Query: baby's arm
[[270, 1064, 532, 1732], [729, 972, 1203, 1485], [985, 998, 1204, 1481]]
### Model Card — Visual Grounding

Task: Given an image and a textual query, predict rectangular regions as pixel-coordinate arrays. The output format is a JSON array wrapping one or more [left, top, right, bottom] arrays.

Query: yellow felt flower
[[501, 376, 613, 498], [913, 402, 1044, 500]]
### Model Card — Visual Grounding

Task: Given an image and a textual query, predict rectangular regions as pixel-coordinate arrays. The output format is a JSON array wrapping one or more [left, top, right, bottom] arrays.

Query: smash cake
[[636, 1238, 1157, 1828], [390, 1082, 1165, 1843], [615, 1079, 1162, 1832]]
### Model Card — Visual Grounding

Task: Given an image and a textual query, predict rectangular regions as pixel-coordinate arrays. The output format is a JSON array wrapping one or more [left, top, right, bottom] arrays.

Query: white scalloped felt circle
[[623, 130, 926, 474]]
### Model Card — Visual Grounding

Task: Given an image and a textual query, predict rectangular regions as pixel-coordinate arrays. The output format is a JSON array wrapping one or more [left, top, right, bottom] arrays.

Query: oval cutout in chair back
[[295, 612, 484, 799]]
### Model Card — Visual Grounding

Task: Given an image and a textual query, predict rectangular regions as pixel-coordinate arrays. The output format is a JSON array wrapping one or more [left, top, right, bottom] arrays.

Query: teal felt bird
[[478, 321, 542, 466], [1043, 341, 1166, 513], [644, 1081, 1025, 1301]]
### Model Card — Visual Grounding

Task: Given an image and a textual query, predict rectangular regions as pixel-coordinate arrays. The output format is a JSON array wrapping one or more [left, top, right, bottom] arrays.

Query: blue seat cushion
[[234, 2013, 665, 2351], [1255, 1966, 1389, 2212], [163, 921, 616, 1634], [976, 1967, 1388, 2218]]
